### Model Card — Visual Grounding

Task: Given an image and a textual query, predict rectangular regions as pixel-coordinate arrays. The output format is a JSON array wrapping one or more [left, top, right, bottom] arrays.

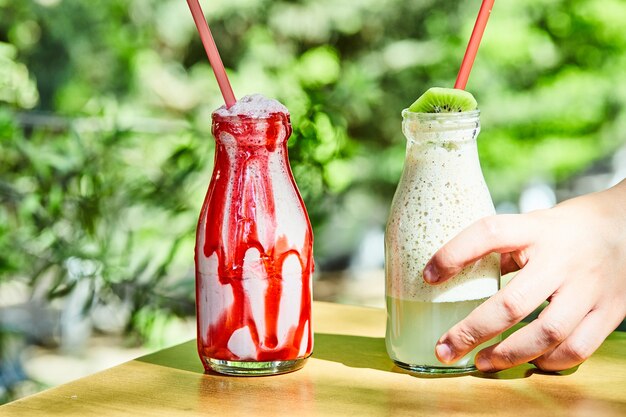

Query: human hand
[[423, 179, 626, 372]]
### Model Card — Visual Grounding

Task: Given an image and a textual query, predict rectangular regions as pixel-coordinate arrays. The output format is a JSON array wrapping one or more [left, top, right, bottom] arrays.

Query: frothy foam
[[213, 94, 289, 118]]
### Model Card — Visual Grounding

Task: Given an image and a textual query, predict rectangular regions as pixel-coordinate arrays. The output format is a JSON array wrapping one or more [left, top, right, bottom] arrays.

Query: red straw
[[186, 0, 236, 108], [454, 0, 495, 90]]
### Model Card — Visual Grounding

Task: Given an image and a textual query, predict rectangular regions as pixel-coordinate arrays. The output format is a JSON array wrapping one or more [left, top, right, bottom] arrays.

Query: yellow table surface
[[2, 301, 626, 417]]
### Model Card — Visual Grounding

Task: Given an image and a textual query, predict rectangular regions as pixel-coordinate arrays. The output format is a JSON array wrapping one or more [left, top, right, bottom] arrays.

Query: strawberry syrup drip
[[195, 112, 313, 363]]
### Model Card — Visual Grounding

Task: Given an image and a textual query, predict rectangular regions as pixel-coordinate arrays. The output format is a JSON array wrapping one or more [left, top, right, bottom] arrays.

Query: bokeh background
[[2, 0, 626, 404]]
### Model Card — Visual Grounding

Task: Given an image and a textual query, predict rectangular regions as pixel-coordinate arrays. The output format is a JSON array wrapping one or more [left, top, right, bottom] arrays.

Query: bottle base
[[203, 356, 309, 376], [393, 359, 477, 375]]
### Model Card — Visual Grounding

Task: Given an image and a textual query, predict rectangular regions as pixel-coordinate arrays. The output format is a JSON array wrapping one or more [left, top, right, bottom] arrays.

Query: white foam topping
[[213, 94, 289, 118]]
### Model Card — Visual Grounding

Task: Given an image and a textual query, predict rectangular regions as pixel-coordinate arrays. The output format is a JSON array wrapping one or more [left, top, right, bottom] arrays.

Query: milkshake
[[385, 106, 500, 373], [195, 94, 314, 375]]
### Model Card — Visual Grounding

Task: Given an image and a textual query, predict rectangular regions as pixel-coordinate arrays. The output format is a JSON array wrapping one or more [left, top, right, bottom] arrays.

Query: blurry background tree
[[2, 0, 626, 403]]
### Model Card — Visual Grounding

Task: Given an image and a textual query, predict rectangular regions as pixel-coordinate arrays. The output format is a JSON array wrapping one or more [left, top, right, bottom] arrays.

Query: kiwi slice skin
[[408, 87, 477, 113]]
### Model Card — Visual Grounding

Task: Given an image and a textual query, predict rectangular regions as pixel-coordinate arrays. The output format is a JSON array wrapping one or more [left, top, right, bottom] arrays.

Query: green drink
[[386, 297, 495, 371]]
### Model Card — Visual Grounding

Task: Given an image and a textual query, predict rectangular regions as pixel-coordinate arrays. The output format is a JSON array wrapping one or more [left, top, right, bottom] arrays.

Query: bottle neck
[[400, 110, 483, 178], [212, 112, 292, 151], [210, 113, 293, 183], [402, 109, 480, 149]]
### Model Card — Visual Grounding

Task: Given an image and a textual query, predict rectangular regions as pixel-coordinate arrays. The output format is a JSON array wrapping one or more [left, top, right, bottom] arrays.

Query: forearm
[[556, 178, 626, 225], [606, 178, 626, 207]]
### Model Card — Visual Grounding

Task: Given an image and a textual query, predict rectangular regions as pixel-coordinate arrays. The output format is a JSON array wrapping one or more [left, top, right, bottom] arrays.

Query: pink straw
[[186, 0, 236, 108], [454, 0, 495, 90]]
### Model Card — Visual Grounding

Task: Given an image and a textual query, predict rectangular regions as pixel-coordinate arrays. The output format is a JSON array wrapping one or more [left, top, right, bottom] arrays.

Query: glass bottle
[[195, 110, 314, 375], [385, 109, 500, 373]]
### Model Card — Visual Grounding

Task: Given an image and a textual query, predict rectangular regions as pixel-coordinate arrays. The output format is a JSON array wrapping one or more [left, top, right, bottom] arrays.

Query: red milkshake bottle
[[195, 94, 314, 375]]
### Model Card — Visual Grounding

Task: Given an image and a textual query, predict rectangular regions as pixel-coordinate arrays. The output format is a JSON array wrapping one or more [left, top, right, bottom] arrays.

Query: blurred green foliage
[[1, 0, 625, 339]]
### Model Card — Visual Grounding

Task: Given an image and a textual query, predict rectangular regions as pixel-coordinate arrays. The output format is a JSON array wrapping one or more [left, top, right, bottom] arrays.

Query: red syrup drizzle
[[195, 111, 314, 364]]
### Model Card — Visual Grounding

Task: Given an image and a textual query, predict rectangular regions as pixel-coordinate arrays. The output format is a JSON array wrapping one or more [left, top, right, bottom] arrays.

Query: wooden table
[[2, 302, 626, 416]]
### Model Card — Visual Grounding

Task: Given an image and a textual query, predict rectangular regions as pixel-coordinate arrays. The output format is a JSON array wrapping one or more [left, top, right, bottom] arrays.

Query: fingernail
[[476, 355, 493, 372], [436, 343, 454, 363], [424, 263, 439, 283]]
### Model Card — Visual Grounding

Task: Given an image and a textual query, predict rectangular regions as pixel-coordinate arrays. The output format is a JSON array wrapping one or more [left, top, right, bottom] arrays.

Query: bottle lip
[[401, 109, 480, 142], [211, 111, 291, 125], [401, 108, 480, 121]]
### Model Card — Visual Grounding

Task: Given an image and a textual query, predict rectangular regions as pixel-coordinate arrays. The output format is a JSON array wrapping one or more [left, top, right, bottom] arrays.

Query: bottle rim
[[401, 108, 480, 121], [211, 111, 291, 125], [401, 109, 481, 142]]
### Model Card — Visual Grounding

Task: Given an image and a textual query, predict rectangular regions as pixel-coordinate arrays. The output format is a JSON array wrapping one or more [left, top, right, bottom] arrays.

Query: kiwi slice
[[408, 87, 477, 113]]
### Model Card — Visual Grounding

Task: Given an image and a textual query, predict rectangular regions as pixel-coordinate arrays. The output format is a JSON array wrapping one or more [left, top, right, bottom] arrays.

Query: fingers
[[435, 262, 559, 365], [501, 250, 531, 275], [472, 287, 594, 372], [500, 253, 521, 275], [532, 307, 623, 372], [424, 214, 534, 284]]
